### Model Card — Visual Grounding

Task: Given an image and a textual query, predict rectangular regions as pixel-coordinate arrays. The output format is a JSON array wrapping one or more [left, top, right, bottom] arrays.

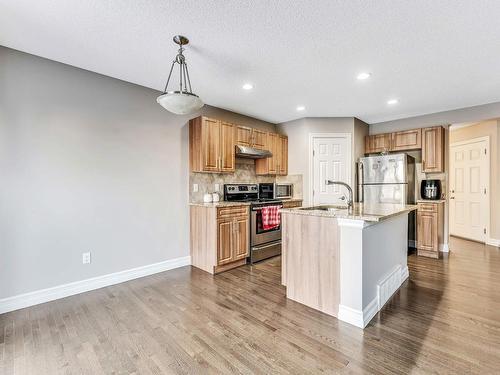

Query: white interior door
[[312, 135, 351, 205], [449, 138, 489, 242]]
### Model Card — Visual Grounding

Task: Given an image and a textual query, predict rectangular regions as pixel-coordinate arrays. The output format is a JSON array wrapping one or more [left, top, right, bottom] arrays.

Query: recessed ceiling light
[[357, 72, 371, 80], [387, 99, 399, 105], [296, 106, 305, 111], [242, 83, 253, 90]]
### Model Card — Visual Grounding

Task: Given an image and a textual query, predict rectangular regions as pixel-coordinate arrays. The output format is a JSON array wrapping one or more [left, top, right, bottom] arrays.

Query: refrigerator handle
[[358, 161, 364, 202]]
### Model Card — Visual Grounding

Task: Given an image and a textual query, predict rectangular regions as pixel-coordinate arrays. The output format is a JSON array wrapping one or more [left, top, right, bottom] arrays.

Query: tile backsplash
[[189, 158, 303, 202]]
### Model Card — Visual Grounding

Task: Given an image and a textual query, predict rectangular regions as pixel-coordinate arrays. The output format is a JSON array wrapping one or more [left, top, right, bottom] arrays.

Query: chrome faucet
[[326, 180, 353, 209]]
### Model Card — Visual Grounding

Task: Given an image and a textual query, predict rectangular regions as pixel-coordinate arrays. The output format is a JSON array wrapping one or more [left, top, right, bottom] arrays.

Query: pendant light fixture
[[156, 35, 204, 115]]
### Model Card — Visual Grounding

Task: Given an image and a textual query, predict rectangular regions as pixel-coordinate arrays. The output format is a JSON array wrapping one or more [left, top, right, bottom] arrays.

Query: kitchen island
[[281, 203, 417, 329]]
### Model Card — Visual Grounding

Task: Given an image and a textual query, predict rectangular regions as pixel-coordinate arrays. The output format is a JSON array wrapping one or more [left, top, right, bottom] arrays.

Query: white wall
[[369, 102, 500, 134], [0, 46, 275, 299], [277, 117, 367, 205]]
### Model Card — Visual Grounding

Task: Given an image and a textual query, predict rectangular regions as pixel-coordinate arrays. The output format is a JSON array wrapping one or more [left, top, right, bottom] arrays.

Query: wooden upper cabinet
[[391, 129, 421, 151], [220, 121, 235, 172], [422, 126, 444, 173], [365, 134, 391, 154], [189, 116, 235, 173], [252, 129, 267, 150], [235, 125, 252, 147], [278, 135, 288, 175]]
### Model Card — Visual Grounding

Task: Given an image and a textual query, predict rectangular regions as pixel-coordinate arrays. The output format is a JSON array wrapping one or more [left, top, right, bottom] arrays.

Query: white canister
[[212, 192, 220, 202], [203, 193, 213, 203]]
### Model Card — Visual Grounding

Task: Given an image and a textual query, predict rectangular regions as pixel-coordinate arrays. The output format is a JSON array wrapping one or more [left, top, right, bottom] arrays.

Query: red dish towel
[[261, 205, 281, 230]]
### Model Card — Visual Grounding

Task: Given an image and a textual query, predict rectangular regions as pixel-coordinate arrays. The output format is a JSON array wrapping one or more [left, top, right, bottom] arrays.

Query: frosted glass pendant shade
[[156, 91, 204, 115]]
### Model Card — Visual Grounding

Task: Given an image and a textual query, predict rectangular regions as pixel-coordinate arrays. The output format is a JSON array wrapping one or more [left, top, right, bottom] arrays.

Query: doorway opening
[[449, 121, 495, 244]]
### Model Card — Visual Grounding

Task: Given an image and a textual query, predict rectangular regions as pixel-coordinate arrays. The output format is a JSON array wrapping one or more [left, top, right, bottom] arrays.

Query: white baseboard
[[338, 297, 378, 329], [0, 256, 191, 315], [486, 238, 500, 247], [338, 264, 408, 329], [440, 243, 450, 252], [401, 266, 409, 282]]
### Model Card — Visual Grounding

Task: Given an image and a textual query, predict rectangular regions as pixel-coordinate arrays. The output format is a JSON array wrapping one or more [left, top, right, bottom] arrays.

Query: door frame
[[449, 135, 490, 242], [308, 133, 352, 205]]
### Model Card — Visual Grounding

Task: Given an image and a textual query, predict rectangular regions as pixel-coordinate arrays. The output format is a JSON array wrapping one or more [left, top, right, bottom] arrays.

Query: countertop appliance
[[420, 179, 442, 200], [258, 182, 293, 200], [223, 183, 282, 264], [358, 153, 416, 248]]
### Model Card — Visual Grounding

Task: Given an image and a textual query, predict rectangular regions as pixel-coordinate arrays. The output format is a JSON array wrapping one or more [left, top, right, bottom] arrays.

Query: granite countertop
[[416, 199, 446, 203], [189, 201, 251, 208], [190, 197, 303, 208], [280, 202, 417, 222]]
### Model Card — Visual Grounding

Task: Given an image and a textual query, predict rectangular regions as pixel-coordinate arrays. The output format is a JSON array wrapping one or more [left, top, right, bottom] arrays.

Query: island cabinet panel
[[422, 126, 444, 173], [189, 116, 235, 173], [190, 204, 249, 274], [391, 129, 422, 151], [282, 213, 340, 317], [417, 201, 444, 258]]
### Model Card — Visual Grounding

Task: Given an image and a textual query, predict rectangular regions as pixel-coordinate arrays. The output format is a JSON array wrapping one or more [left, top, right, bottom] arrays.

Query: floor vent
[[377, 265, 402, 309]]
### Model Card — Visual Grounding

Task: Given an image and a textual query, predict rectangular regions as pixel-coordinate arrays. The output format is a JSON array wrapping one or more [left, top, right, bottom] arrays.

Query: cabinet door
[[278, 135, 288, 175], [252, 129, 267, 150], [232, 217, 249, 261], [220, 121, 235, 172], [391, 129, 421, 151], [217, 220, 233, 265], [417, 211, 437, 252], [236, 126, 252, 147], [422, 126, 444, 173], [365, 134, 391, 154], [201, 117, 221, 172], [268, 133, 278, 174]]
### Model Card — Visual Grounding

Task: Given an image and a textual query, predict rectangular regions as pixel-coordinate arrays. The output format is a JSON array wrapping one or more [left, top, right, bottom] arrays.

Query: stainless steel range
[[223, 183, 282, 264]]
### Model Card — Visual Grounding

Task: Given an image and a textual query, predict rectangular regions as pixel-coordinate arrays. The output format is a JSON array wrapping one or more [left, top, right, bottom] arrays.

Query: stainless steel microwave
[[274, 183, 293, 199]]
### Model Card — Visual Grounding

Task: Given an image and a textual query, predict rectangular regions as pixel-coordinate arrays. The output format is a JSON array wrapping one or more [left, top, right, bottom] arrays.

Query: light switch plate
[[193, 184, 198, 193], [214, 184, 220, 192]]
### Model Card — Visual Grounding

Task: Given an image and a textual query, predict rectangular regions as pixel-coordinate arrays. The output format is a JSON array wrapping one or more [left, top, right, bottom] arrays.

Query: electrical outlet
[[214, 183, 220, 192], [82, 252, 91, 265], [193, 184, 198, 193]]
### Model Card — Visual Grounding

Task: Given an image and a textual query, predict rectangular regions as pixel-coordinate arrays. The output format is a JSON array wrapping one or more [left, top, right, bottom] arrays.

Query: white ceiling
[[2, 0, 500, 124]]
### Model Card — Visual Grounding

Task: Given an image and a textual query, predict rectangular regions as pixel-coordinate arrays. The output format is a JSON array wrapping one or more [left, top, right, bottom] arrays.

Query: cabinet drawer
[[217, 206, 249, 219], [282, 200, 302, 209], [418, 203, 437, 213]]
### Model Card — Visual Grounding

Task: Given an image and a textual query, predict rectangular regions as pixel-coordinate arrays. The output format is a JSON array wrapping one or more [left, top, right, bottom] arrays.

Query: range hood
[[235, 145, 272, 159]]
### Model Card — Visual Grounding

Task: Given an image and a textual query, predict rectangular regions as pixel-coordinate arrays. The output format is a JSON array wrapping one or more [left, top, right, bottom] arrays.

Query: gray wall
[[369, 101, 500, 134], [0, 46, 276, 299]]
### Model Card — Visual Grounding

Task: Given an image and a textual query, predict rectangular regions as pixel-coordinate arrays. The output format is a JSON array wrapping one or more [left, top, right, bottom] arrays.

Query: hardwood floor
[[1, 236, 500, 374]]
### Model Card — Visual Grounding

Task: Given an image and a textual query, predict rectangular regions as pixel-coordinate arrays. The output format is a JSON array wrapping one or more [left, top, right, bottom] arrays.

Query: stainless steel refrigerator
[[358, 153, 416, 247]]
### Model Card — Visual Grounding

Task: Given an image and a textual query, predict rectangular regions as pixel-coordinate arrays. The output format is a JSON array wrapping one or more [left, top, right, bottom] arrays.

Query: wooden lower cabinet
[[417, 202, 444, 258], [190, 204, 249, 274], [282, 199, 302, 209]]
